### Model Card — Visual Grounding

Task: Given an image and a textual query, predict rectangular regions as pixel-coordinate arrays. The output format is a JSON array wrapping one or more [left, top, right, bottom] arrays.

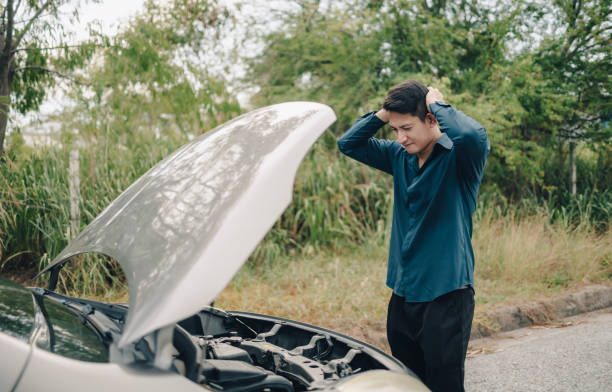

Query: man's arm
[[426, 87, 490, 180], [337, 110, 397, 175]]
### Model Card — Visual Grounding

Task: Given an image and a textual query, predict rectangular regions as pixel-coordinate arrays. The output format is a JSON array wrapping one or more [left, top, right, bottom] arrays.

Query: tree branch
[[14, 0, 22, 17], [575, 0, 583, 25], [11, 43, 115, 54], [11, 1, 52, 51], [13, 12, 56, 25], [590, 24, 612, 38], [14, 65, 90, 85]]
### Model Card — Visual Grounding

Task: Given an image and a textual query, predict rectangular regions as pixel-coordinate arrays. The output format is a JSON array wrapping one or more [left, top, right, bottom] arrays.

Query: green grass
[[0, 138, 183, 297], [1, 136, 610, 312]]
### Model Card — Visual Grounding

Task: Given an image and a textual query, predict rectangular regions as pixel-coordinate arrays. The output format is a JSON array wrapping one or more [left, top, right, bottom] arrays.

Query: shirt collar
[[436, 133, 453, 150]]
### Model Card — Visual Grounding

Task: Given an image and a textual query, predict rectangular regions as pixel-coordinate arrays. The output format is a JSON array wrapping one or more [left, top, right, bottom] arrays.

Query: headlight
[[335, 370, 431, 392]]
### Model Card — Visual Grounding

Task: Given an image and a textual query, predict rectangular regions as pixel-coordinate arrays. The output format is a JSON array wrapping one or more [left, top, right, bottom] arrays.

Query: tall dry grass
[[473, 208, 612, 310], [217, 206, 611, 333]]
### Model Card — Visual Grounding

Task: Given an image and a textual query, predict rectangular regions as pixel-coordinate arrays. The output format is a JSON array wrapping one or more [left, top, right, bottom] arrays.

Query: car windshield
[[40, 298, 109, 363]]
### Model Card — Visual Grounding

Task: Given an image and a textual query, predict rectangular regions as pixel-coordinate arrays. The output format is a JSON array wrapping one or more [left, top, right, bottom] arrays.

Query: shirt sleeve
[[337, 111, 398, 175], [429, 102, 490, 181]]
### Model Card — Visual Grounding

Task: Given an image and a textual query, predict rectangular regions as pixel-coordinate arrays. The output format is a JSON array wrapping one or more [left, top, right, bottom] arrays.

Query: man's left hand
[[426, 87, 444, 112]]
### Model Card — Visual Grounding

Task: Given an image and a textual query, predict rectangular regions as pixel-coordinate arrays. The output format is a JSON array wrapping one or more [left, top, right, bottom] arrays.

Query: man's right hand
[[376, 109, 391, 123]]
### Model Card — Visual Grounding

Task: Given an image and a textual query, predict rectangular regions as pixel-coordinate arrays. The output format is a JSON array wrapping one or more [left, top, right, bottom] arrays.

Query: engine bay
[[173, 308, 406, 391], [41, 290, 407, 392]]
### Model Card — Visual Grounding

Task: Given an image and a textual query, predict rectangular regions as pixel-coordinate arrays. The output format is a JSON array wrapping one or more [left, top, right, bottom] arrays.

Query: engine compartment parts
[[177, 309, 408, 391], [199, 359, 293, 392]]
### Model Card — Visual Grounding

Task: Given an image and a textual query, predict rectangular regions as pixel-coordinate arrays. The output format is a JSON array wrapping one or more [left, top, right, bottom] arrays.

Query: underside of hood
[[40, 102, 336, 347]]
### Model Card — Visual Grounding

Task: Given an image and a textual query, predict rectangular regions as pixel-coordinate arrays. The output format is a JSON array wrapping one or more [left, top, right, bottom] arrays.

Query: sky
[[74, 0, 148, 40]]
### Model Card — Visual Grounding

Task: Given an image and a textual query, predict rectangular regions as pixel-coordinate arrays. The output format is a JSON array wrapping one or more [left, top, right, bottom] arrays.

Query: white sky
[[74, 0, 148, 40]]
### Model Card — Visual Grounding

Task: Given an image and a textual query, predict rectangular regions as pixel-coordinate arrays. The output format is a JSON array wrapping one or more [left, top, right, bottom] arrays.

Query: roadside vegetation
[[0, 0, 610, 332], [216, 208, 611, 344], [2, 139, 610, 304]]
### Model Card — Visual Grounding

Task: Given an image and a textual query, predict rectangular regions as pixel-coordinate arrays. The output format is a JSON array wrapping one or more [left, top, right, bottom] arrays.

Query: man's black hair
[[383, 80, 429, 121]]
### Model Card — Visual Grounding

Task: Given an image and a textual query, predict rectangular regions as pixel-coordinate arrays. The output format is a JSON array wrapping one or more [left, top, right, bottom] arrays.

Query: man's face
[[388, 112, 437, 155]]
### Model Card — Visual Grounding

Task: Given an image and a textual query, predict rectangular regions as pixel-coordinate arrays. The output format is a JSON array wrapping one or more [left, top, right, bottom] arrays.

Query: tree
[[246, 1, 395, 133], [0, 0, 242, 288], [246, 0, 524, 128], [63, 0, 241, 148], [245, 0, 611, 201], [0, 0, 99, 156], [245, 0, 538, 195], [533, 0, 612, 196]]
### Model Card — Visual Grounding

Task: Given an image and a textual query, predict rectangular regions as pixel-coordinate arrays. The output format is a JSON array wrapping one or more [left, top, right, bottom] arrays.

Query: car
[[0, 102, 430, 392]]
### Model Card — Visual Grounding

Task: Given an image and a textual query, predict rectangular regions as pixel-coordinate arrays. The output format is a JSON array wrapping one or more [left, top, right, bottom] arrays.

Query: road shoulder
[[471, 284, 612, 339]]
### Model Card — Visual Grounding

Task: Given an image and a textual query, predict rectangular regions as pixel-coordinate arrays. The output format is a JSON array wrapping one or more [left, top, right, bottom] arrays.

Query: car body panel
[[14, 346, 209, 392], [39, 102, 336, 347], [0, 334, 30, 392]]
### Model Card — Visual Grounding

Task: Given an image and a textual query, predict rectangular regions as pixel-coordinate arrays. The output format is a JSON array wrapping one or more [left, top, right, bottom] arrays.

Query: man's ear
[[426, 113, 437, 127]]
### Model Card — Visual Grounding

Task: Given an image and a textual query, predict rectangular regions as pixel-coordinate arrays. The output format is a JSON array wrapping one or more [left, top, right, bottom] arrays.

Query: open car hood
[[40, 102, 336, 348]]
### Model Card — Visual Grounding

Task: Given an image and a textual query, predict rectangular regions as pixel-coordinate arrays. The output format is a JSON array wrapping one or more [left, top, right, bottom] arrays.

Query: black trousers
[[386, 287, 474, 392]]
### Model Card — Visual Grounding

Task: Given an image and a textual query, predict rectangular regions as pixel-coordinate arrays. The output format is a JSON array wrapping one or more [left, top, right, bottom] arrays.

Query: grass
[[220, 238, 390, 329], [473, 208, 612, 309], [0, 138, 183, 295], [1, 136, 610, 345], [216, 207, 611, 349], [217, 238, 393, 349]]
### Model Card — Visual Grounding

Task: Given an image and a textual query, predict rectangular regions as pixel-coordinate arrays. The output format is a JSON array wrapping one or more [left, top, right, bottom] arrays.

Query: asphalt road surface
[[465, 308, 612, 391]]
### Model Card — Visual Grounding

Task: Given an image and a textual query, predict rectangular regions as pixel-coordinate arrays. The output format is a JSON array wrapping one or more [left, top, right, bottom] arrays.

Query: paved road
[[465, 308, 612, 391]]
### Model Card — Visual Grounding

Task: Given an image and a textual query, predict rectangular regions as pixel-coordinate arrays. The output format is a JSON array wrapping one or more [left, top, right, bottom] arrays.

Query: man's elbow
[[463, 125, 487, 144], [462, 126, 489, 157], [337, 137, 350, 155]]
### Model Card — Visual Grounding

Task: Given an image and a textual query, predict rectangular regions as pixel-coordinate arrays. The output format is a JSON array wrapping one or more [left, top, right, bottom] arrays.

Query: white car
[[0, 102, 430, 392]]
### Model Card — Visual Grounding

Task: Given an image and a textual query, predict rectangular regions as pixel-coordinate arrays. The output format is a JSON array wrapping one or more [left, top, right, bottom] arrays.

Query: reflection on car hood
[[41, 102, 336, 347]]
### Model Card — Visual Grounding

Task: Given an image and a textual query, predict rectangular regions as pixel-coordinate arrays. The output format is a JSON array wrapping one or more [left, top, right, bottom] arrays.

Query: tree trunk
[[0, 0, 16, 157], [0, 76, 10, 157], [569, 139, 577, 196]]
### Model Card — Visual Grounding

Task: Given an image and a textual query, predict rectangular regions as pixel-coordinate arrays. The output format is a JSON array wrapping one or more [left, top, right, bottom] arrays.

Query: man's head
[[383, 80, 441, 157], [383, 80, 429, 121]]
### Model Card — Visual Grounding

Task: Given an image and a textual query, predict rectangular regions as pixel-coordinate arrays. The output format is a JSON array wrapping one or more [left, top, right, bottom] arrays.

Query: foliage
[[246, 0, 388, 134], [0, 0, 242, 294], [1, 0, 610, 298], [532, 0, 612, 141], [2, 131, 609, 296], [0, 137, 179, 295], [0, 0, 102, 155], [250, 135, 394, 266], [63, 0, 241, 147], [245, 0, 611, 201]]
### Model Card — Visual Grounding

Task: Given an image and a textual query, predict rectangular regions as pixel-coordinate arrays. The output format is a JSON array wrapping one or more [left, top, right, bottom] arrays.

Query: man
[[337, 80, 490, 392]]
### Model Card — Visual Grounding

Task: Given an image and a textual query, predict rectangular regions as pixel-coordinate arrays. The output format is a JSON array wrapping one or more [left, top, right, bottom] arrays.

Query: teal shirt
[[337, 102, 490, 302]]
